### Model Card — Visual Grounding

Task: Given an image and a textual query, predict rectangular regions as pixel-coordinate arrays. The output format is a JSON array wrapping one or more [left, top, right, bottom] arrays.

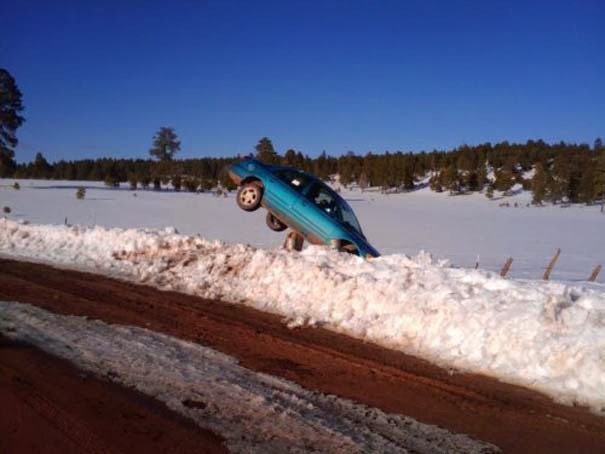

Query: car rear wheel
[[331, 239, 359, 256], [266, 212, 287, 231], [236, 182, 263, 211], [341, 243, 359, 255]]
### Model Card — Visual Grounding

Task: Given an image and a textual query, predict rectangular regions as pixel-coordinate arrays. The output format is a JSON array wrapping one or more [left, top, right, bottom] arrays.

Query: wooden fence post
[[543, 248, 561, 280], [588, 265, 602, 282], [500, 257, 513, 277]]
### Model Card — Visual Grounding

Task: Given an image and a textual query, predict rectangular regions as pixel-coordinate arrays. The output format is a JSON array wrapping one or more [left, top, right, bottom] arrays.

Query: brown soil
[[0, 335, 226, 454], [1, 258, 604, 453]]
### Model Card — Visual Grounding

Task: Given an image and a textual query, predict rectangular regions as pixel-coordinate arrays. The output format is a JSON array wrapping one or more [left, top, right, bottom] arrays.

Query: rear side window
[[305, 183, 342, 221], [274, 169, 311, 193]]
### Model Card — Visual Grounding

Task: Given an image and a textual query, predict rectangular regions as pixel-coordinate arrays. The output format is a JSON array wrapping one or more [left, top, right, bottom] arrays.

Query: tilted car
[[227, 158, 380, 258]]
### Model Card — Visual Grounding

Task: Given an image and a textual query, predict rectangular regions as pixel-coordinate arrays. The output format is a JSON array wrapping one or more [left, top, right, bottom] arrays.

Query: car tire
[[341, 243, 359, 255], [332, 240, 359, 256], [236, 182, 263, 211], [266, 212, 287, 231]]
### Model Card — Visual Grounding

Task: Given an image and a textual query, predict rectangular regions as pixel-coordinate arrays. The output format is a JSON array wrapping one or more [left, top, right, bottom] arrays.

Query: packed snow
[[1, 218, 604, 415], [1, 179, 604, 281], [0, 301, 498, 453]]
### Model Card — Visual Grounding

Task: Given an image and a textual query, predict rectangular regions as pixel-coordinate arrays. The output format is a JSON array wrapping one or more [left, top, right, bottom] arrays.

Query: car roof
[[267, 165, 350, 202]]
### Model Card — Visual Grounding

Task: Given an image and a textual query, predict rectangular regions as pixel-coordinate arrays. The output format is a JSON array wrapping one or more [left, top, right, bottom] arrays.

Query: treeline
[[14, 154, 241, 191], [9, 137, 605, 206]]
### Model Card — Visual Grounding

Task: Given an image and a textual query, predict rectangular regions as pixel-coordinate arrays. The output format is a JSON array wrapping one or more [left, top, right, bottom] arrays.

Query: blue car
[[227, 158, 380, 258]]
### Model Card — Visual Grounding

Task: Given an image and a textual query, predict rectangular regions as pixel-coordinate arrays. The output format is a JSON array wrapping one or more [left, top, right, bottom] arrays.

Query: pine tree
[[140, 174, 151, 189], [0, 69, 25, 177], [402, 161, 415, 190], [443, 164, 460, 194], [171, 174, 182, 191], [429, 172, 443, 192], [494, 159, 515, 193], [313, 151, 330, 180], [476, 162, 488, 190], [128, 173, 138, 190], [358, 171, 369, 192], [550, 153, 570, 203], [183, 177, 199, 192], [532, 162, 547, 205], [255, 137, 280, 164], [338, 151, 357, 186], [104, 173, 119, 187], [577, 165, 594, 205], [149, 127, 180, 161], [33, 152, 52, 178], [595, 151, 605, 212], [283, 148, 297, 166]]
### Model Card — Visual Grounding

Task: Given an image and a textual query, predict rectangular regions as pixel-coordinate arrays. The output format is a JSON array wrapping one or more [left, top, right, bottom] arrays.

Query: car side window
[[305, 183, 342, 221], [274, 170, 310, 193]]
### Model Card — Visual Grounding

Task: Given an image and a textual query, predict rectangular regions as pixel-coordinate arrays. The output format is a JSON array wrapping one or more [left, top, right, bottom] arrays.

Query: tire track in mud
[[0, 336, 226, 454], [1, 302, 500, 453], [1, 258, 605, 453]]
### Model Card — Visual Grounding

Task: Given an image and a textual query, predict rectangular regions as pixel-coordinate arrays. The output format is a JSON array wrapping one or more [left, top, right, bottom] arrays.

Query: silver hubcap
[[240, 187, 258, 206]]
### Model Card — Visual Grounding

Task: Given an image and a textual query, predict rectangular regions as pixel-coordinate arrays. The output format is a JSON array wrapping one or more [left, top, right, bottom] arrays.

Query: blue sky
[[3, 0, 604, 162]]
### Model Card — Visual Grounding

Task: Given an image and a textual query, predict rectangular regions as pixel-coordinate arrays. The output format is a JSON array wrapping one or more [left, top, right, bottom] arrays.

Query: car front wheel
[[236, 182, 263, 211]]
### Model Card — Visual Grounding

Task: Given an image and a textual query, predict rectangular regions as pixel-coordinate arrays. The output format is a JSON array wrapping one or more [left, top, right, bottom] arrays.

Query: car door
[[264, 169, 311, 231], [291, 182, 340, 240]]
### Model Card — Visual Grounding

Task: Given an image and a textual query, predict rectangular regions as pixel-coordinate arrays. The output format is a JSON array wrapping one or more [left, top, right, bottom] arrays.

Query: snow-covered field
[[1, 218, 605, 415], [0, 301, 497, 453], [1, 179, 603, 281]]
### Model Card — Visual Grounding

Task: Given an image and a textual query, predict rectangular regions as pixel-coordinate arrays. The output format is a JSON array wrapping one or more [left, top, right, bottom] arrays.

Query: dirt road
[[1, 258, 605, 453], [0, 335, 226, 454]]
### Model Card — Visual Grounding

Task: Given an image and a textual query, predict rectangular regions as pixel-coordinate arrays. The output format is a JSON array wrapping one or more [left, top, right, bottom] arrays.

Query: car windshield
[[305, 182, 363, 235], [340, 200, 363, 234]]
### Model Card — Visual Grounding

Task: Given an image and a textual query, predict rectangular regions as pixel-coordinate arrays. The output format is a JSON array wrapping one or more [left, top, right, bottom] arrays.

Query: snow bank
[[3, 178, 604, 281], [1, 218, 605, 414], [0, 301, 498, 453]]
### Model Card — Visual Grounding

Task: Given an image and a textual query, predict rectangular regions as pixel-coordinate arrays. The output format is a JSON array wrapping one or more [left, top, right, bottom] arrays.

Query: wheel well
[[241, 176, 264, 188], [338, 240, 360, 256]]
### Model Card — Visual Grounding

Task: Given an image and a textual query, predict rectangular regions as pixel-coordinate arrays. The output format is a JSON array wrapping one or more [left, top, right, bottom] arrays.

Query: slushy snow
[[0, 301, 499, 453], [1, 218, 604, 414]]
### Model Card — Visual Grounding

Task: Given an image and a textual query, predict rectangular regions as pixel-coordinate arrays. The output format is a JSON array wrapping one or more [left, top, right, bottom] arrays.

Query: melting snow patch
[[0, 301, 499, 453], [1, 219, 605, 414]]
